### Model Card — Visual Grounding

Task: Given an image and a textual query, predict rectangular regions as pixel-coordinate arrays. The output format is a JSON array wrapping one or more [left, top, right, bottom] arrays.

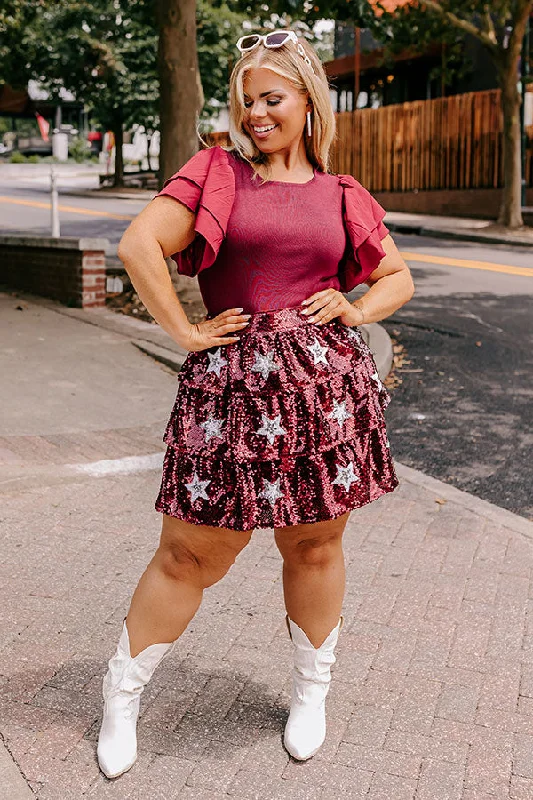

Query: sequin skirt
[[155, 305, 399, 531]]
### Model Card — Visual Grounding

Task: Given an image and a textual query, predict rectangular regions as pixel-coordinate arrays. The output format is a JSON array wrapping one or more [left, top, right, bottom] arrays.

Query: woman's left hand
[[300, 289, 363, 328]]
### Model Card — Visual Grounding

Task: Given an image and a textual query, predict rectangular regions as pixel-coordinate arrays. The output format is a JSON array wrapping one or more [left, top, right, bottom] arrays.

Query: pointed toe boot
[[283, 614, 343, 761], [97, 619, 175, 779]]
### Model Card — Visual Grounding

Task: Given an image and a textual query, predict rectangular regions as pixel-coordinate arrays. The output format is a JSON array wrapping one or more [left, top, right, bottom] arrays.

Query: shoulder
[[335, 172, 386, 224], [161, 146, 230, 185]]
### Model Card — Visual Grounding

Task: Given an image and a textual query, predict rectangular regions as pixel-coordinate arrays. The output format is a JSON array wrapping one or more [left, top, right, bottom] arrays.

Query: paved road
[[3, 293, 533, 799], [0, 175, 146, 253], [362, 235, 533, 521], [1, 184, 532, 517]]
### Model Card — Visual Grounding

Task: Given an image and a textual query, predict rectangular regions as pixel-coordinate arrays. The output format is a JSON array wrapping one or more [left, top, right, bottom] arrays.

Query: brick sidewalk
[[2, 457, 533, 799]]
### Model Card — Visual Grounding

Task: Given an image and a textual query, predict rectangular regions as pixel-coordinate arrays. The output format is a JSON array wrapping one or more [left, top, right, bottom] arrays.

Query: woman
[[97, 30, 414, 779]]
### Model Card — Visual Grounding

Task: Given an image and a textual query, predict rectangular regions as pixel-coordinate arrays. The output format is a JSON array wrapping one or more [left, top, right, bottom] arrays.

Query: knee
[[156, 530, 252, 588], [156, 539, 229, 588], [277, 532, 343, 569]]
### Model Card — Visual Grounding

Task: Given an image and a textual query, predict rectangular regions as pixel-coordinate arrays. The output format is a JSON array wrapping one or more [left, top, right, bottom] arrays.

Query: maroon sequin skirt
[[155, 305, 399, 531]]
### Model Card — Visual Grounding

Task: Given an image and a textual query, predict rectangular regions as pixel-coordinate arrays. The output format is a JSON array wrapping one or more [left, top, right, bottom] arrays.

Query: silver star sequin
[[255, 413, 287, 445], [200, 413, 225, 443], [332, 461, 360, 492], [371, 371, 384, 392], [328, 399, 353, 429], [251, 349, 281, 381], [185, 471, 211, 502], [206, 347, 228, 378], [307, 338, 329, 366], [345, 326, 360, 340], [259, 477, 284, 507]]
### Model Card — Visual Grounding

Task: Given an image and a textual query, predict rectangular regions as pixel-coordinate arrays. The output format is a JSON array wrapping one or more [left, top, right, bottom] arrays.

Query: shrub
[[69, 136, 91, 163]]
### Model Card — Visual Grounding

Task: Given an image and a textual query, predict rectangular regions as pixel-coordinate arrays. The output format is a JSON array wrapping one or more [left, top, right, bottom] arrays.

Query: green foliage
[[2, 0, 337, 136], [69, 135, 91, 163], [10, 151, 27, 163], [241, 0, 532, 90], [27, 154, 40, 163]]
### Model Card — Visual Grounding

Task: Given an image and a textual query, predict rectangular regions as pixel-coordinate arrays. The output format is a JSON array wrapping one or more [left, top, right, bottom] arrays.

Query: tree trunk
[[498, 65, 524, 228], [155, 0, 203, 188], [112, 121, 124, 189]]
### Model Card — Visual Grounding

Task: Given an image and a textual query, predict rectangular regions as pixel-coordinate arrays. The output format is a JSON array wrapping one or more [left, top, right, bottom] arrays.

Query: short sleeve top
[[156, 146, 389, 316]]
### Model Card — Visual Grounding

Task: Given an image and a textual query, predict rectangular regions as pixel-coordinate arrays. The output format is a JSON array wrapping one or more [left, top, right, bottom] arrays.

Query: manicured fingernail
[[235, 307, 244, 312], [307, 316, 316, 322], [302, 299, 312, 305]]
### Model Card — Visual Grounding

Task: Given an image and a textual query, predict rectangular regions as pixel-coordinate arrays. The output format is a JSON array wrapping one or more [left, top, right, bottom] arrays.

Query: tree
[[272, 0, 532, 228], [416, 1, 532, 227], [155, 0, 249, 184], [1, 0, 160, 187]]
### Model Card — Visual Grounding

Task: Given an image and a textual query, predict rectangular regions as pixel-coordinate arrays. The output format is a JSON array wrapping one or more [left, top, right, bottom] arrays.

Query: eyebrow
[[243, 89, 284, 98]]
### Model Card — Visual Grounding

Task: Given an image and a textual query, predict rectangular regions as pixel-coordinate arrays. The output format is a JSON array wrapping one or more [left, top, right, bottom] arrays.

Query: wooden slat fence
[[206, 88, 533, 192]]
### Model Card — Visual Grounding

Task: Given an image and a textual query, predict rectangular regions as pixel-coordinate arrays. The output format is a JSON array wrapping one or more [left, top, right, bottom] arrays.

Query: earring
[[306, 110, 312, 137]]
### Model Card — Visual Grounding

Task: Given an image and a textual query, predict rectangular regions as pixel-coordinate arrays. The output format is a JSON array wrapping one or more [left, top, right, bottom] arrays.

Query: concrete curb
[[386, 221, 533, 249], [133, 321, 393, 382], [395, 461, 533, 537], [8, 292, 395, 382], [0, 737, 33, 799]]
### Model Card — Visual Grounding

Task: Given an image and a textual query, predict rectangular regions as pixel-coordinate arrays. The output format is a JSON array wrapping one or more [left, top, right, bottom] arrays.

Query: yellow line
[[0, 196, 134, 221], [400, 250, 533, 278], [1, 195, 532, 276]]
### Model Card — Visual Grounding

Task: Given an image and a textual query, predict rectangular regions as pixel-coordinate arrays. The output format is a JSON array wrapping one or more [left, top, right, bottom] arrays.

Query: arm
[[347, 234, 415, 327], [301, 233, 414, 328], [117, 196, 197, 348]]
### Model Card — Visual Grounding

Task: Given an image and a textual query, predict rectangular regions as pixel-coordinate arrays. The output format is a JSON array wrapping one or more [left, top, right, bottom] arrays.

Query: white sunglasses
[[236, 31, 314, 71]]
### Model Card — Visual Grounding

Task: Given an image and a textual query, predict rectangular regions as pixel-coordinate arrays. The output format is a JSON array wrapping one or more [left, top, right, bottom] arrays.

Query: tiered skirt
[[155, 305, 398, 531]]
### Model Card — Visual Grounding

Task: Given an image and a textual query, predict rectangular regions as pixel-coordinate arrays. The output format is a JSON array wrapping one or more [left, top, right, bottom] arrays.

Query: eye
[[244, 99, 281, 108]]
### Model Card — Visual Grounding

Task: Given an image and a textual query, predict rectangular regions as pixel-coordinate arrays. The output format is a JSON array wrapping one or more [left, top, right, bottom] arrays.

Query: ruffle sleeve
[[337, 175, 389, 292], [155, 145, 235, 277]]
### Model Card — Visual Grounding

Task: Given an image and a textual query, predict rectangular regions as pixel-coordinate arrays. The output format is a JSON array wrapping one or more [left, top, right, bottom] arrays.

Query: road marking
[[67, 452, 164, 476], [400, 251, 533, 277], [0, 196, 135, 220]]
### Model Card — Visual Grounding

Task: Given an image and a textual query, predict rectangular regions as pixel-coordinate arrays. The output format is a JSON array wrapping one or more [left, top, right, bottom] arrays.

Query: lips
[[251, 124, 278, 139]]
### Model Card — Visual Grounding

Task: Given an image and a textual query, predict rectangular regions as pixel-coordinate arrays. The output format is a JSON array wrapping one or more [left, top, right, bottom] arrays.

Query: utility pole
[[50, 165, 60, 237]]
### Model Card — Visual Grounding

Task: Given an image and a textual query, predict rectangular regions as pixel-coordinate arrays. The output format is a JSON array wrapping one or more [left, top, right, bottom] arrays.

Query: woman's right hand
[[181, 307, 251, 352]]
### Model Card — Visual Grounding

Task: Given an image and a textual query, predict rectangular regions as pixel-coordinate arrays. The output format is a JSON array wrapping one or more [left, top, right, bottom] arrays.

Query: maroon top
[[156, 146, 389, 316]]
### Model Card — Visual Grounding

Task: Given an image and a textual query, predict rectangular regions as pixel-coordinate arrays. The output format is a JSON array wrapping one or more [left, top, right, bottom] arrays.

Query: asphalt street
[[372, 235, 533, 521], [1, 179, 532, 519]]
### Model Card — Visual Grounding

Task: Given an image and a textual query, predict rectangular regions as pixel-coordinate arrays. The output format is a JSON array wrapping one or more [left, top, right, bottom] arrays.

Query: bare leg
[[274, 512, 349, 648], [126, 515, 253, 656]]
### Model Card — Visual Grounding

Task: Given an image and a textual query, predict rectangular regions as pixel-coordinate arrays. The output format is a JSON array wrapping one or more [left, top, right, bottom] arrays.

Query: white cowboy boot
[[97, 618, 175, 779], [283, 614, 344, 761]]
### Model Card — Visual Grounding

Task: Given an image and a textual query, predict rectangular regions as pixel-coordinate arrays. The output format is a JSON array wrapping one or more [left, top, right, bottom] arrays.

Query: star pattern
[[200, 413, 225, 443], [206, 348, 228, 378], [256, 413, 287, 445], [345, 326, 360, 340], [332, 461, 360, 492], [371, 371, 384, 392], [250, 349, 281, 381], [307, 338, 329, 365], [328, 399, 353, 429], [185, 471, 211, 502], [259, 477, 284, 507]]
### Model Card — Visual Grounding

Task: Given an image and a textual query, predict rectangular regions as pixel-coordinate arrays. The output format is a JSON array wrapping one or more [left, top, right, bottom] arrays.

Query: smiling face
[[242, 67, 311, 154]]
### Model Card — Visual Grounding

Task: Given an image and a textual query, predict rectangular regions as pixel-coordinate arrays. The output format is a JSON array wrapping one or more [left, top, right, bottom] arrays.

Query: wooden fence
[[207, 88, 533, 194]]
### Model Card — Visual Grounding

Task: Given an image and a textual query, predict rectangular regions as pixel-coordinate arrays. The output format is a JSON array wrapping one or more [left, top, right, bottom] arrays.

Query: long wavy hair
[[199, 32, 337, 184]]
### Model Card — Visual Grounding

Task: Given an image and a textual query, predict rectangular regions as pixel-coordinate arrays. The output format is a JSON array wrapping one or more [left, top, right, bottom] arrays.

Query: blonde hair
[[199, 32, 337, 184]]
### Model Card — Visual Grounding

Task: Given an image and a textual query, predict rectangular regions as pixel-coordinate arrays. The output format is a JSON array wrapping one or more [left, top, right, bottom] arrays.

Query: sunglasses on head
[[236, 31, 315, 72]]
